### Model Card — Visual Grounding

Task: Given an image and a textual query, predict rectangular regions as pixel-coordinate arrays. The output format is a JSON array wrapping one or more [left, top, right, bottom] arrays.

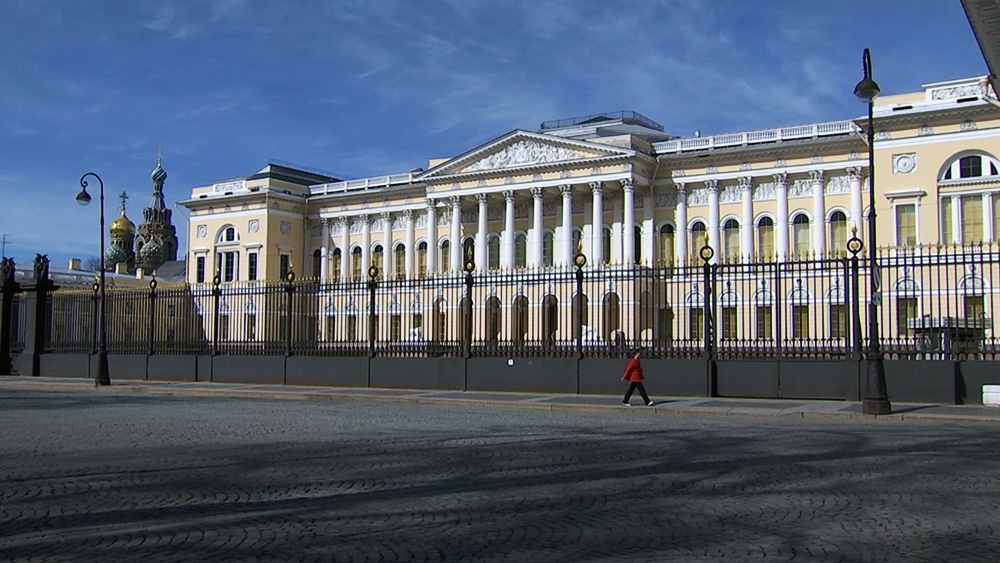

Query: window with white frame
[[829, 211, 848, 254], [722, 219, 740, 262], [757, 217, 774, 260], [792, 214, 810, 257], [895, 204, 917, 247], [941, 154, 1000, 181]]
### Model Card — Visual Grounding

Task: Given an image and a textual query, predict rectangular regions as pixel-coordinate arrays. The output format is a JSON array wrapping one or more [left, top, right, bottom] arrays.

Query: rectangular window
[[391, 315, 402, 342], [965, 295, 985, 320], [246, 314, 256, 341], [224, 252, 237, 282], [417, 247, 427, 278], [325, 316, 336, 341], [721, 307, 737, 340], [280, 254, 291, 279], [962, 195, 983, 244], [792, 306, 809, 340], [829, 304, 846, 340], [196, 256, 206, 283], [758, 224, 774, 261], [689, 307, 704, 340], [895, 204, 916, 247], [756, 306, 773, 340], [347, 315, 357, 341], [941, 197, 953, 244], [248, 252, 258, 281], [395, 247, 406, 280], [994, 195, 1000, 242], [960, 156, 982, 178], [896, 297, 917, 336]]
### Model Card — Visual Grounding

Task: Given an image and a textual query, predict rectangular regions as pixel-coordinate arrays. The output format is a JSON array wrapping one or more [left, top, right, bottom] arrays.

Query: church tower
[[105, 191, 136, 272], [134, 157, 179, 273]]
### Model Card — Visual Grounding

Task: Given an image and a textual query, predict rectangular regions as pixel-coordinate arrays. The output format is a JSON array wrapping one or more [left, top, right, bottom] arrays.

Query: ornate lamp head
[[574, 253, 587, 269]]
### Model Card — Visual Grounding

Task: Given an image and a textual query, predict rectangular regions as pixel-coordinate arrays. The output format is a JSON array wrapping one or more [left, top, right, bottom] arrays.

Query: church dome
[[151, 161, 167, 183], [110, 210, 135, 236], [139, 239, 163, 264], [105, 244, 129, 266]]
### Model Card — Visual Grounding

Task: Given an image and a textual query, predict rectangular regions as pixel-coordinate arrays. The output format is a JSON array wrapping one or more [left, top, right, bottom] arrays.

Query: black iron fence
[[16, 244, 1000, 361]]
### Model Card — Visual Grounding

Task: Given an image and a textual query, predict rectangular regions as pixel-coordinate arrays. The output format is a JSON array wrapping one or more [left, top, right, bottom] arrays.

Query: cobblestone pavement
[[2, 389, 1000, 562]]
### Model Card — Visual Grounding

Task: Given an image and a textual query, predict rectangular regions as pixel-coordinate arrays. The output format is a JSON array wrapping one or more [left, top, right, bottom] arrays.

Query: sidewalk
[[3, 376, 1000, 423]]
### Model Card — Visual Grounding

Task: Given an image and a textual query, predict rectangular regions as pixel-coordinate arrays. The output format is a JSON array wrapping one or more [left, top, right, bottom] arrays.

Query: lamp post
[[76, 172, 110, 386], [574, 253, 587, 357], [854, 48, 891, 414]]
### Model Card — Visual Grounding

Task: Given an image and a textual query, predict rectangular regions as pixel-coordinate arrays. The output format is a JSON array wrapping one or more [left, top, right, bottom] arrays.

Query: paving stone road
[[2, 388, 1000, 562]]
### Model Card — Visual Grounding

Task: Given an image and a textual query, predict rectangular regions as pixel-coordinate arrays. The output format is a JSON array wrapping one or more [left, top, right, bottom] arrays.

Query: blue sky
[[0, 0, 986, 270]]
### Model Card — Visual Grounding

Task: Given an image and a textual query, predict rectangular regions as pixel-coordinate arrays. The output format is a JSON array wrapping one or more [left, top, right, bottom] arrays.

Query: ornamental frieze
[[462, 140, 586, 173]]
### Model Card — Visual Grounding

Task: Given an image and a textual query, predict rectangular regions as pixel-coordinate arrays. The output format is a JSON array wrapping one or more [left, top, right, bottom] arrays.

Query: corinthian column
[[404, 210, 414, 278], [675, 183, 688, 266], [706, 179, 720, 265], [559, 185, 573, 266], [381, 211, 392, 277], [339, 217, 349, 282], [502, 190, 515, 269], [529, 187, 543, 267], [590, 182, 604, 265], [450, 196, 462, 273], [622, 178, 635, 265], [426, 199, 437, 276], [320, 218, 330, 281], [811, 170, 825, 258], [847, 167, 863, 235], [774, 172, 789, 262], [476, 194, 488, 272], [740, 177, 753, 262], [360, 214, 371, 275]]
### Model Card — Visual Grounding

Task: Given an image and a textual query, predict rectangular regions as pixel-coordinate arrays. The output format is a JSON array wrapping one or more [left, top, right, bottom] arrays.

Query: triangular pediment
[[420, 131, 634, 178]]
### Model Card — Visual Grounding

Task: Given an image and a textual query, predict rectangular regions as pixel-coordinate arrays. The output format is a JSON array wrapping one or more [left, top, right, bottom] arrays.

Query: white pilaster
[[381, 211, 391, 277], [811, 170, 826, 258], [476, 194, 488, 271], [502, 190, 515, 269], [590, 182, 604, 265], [320, 218, 330, 281], [559, 185, 573, 266], [675, 183, 688, 266], [642, 184, 654, 266], [360, 214, 371, 275], [339, 217, 349, 282], [740, 177, 753, 261], [706, 179, 720, 265], [622, 179, 635, 265], [404, 210, 414, 278], [450, 196, 461, 273], [775, 173, 789, 261], [530, 187, 543, 268], [951, 195, 961, 244], [986, 193, 995, 243], [847, 167, 863, 236], [426, 199, 437, 275]]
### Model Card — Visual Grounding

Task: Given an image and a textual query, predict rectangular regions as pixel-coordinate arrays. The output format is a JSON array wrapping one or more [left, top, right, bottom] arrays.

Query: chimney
[[68, 258, 81, 270], [135, 267, 145, 279], [115, 263, 129, 275]]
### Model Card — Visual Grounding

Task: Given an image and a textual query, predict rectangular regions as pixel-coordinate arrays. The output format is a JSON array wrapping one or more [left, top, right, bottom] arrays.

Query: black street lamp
[[76, 172, 110, 386], [854, 48, 891, 414]]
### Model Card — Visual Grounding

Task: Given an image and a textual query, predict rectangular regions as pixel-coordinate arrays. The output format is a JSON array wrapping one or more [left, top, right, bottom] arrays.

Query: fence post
[[0, 258, 21, 375], [284, 268, 295, 357], [848, 233, 864, 359], [699, 244, 716, 397], [463, 255, 475, 358], [19, 255, 57, 377], [574, 253, 587, 358], [367, 265, 378, 358], [211, 272, 221, 355], [147, 277, 157, 355]]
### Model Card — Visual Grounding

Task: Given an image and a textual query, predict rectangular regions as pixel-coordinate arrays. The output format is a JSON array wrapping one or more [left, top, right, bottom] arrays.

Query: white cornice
[[190, 208, 303, 220], [875, 126, 1000, 149], [661, 159, 868, 185], [429, 171, 645, 200]]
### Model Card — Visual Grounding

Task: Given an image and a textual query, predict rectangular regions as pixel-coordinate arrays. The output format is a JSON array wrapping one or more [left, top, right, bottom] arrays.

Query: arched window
[[723, 219, 740, 262], [542, 232, 554, 267], [394, 243, 405, 279], [487, 235, 500, 270], [829, 211, 848, 255], [757, 217, 774, 260], [331, 248, 342, 283], [486, 296, 502, 343], [602, 227, 612, 265], [689, 221, 707, 258], [792, 214, 810, 257], [372, 244, 383, 280], [432, 298, 447, 343], [351, 247, 362, 282], [439, 240, 450, 272], [941, 154, 1000, 180], [658, 224, 675, 266], [217, 226, 238, 243], [514, 233, 527, 269], [542, 295, 558, 344], [602, 292, 621, 341], [512, 295, 529, 344], [312, 249, 322, 279], [634, 225, 642, 265], [416, 242, 427, 278]]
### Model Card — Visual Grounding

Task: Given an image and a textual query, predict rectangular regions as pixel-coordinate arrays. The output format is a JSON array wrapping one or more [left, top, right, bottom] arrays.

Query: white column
[[476, 194, 488, 271], [582, 199, 593, 261], [811, 170, 826, 258], [529, 187, 543, 268], [426, 199, 437, 275], [360, 213, 371, 274], [740, 177, 753, 262], [675, 183, 688, 266], [706, 179, 720, 265], [775, 172, 789, 261], [611, 190, 623, 264], [559, 185, 573, 266], [622, 179, 635, 265], [404, 210, 414, 278], [381, 211, 391, 277], [320, 218, 330, 281], [450, 196, 462, 273], [642, 184, 654, 266], [986, 193, 995, 243], [339, 217, 350, 282], [502, 190, 515, 269], [847, 167, 863, 235], [590, 182, 604, 265]]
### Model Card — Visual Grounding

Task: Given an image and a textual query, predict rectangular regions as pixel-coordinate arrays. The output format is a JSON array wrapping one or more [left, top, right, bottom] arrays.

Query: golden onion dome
[[110, 210, 135, 236]]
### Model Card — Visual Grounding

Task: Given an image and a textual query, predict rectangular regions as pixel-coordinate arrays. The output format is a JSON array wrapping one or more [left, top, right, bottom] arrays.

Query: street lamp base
[[862, 398, 892, 415], [95, 353, 110, 386]]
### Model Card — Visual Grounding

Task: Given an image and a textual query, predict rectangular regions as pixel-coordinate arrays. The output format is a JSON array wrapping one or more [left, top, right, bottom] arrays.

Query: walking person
[[621, 349, 654, 406]]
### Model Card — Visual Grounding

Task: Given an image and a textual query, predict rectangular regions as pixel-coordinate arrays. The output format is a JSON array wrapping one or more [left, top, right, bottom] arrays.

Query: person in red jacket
[[621, 349, 654, 406]]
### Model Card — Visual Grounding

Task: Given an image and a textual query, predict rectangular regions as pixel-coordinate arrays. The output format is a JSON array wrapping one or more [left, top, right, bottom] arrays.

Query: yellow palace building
[[178, 76, 1000, 352]]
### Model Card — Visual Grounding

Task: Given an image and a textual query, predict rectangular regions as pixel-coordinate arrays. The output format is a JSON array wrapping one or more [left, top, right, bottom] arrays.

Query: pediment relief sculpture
[[461, 141, 592, 173]]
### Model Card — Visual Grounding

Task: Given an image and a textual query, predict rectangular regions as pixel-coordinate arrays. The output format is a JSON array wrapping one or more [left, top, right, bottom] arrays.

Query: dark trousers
[[622, 381, 650, 405]]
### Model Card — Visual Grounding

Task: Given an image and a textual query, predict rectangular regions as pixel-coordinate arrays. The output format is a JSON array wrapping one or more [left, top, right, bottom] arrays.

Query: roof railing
[[653, 120, 857, 154]]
